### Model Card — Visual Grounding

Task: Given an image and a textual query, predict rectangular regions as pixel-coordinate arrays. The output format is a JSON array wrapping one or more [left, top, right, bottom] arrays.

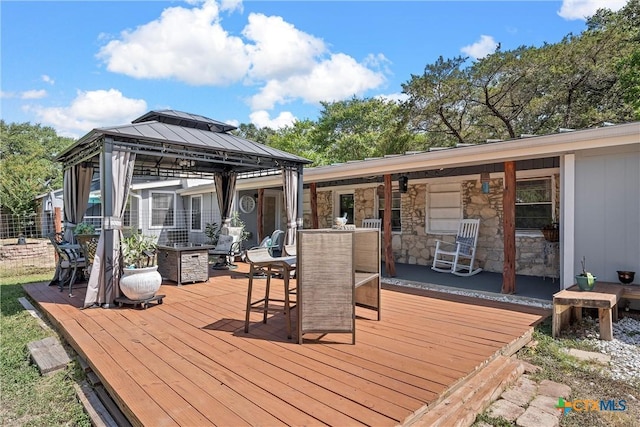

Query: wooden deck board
[[23, 264, 550, 426]]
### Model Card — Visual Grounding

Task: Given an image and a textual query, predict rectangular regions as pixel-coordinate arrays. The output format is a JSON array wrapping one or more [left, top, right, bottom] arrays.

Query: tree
[[0, 121, 74, 216], [310, 97, 423, 165], [401, 56, 474, 145]]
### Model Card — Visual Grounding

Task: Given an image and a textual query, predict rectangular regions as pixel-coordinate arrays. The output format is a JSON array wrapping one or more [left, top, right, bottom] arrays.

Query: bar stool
[[244, 248, 297, 339]]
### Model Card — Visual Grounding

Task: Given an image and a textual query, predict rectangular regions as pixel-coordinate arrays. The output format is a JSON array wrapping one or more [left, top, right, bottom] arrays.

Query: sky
[[0, 0, 629, 139]]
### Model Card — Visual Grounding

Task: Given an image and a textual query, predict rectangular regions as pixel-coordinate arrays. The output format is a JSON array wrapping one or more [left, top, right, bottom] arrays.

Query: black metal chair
[[48, 232, 86, 296]]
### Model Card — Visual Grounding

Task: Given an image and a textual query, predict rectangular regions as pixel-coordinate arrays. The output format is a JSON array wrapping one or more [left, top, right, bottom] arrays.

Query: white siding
[[574, 145, 640, 283]]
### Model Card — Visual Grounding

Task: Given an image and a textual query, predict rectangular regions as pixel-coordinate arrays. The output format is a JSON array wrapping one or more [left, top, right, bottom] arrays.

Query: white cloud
[[42, 75, 55, 85], [1, 91, 17, 99], [249, 110, 296, 129], [28, 89, 147, 138], [97, 0, 250, 85], [243, 13, 326, 80], [558, 0, 627, 20], [21, 90, 47, 100], [376, 92, 408, 104], [97, 0, 387, 116], [250, 53, 387, 110], [461, 35, 498, 60]]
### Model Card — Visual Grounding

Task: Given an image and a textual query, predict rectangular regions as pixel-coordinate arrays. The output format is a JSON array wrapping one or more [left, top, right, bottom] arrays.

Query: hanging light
[[481, 172, 491, 194]]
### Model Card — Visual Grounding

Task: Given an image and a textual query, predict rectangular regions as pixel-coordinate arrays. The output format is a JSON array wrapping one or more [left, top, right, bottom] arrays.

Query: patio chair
[[431, 219, 482, 277], [249, 229, 285, 257], [76, 234, 99, 279], [48, 232, 86, 296], [244, 247, 297, 339], [209, 226, 243, 269], [362, 218, 382, 229]]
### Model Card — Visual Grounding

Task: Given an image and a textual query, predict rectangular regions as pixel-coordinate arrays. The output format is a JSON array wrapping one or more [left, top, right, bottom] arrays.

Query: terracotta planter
[[120, 266, 162, 301]]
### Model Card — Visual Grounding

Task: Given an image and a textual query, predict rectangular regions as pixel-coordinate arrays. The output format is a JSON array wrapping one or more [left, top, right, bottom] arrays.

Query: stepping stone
[[27, 336, 71, 375], [537, 380, 571, 400], [563, 348, 611, 364], [487, 399, 525, 421]]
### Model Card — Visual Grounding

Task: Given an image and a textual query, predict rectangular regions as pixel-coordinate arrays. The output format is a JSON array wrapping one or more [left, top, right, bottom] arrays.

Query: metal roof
[[57, 110, 311, 178]]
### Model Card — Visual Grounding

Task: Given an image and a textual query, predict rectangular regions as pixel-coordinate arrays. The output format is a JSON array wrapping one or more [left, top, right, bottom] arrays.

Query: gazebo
[[56, 110, 311, 308]]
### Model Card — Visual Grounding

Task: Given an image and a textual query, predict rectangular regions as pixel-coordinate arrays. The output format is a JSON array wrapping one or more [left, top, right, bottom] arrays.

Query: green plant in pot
[[120, 232, 162, 301], [575, 256, 597, 291], [74, 222, 96, 236]]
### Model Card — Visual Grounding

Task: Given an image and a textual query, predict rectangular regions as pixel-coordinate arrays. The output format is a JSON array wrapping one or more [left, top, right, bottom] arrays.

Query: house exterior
[[234, 121, 640, 291], [55, 121, 638, 294]]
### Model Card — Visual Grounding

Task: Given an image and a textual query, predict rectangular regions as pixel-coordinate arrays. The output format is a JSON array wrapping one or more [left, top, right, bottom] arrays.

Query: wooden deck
[[23, 263, 550, 426]]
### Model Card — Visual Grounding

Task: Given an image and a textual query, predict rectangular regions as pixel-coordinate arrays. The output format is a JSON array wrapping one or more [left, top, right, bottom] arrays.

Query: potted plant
[[119, 232, 162, 301], [74, 222, 96, 236], [575, 256, 597, 291]]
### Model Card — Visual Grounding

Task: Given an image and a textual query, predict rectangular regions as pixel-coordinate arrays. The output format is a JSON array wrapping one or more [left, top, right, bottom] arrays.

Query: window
[[151, 192, 175, 227], [515, 178, 552, 229], [337, 192, 354, 224], [378, 191, 401, 232], [190, 196, 202, 231], [427, 183, 462, 233]]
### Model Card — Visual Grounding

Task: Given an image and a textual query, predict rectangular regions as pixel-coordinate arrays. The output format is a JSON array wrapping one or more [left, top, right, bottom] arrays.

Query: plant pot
[[575, 274, 597, 291], [617, 270, 635, 285], [120, 266, 162, 301]]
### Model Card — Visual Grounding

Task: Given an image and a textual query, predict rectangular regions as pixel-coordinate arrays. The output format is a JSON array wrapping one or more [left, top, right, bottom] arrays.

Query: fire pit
[[157, 243, 215, 285]]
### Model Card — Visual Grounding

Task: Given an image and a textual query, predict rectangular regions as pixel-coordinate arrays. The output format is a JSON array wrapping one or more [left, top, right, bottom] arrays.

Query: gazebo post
[[297, 165, 304, 233], [102, 139, 115, 307]]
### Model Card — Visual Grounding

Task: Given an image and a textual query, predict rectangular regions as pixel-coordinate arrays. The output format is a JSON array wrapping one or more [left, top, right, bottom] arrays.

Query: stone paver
[[486, 399, 525, 421], [537, 379, 571, 399], [528, 395, 563, 417], [564, 348, 611, 364], [501, 376, 537, 406], [516, 406, 559, 427]]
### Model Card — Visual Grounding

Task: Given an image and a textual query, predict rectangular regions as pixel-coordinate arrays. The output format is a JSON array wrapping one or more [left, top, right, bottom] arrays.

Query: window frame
[[149, 191, 176, 229], [376, 187, 402, 232], [190, 195, 203, 232], [426, 182, 462, 234], [515, 176, 554, 230]]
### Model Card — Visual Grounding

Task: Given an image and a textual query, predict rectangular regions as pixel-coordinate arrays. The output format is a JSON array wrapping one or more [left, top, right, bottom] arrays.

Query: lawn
[[0, 270, 90, 427]]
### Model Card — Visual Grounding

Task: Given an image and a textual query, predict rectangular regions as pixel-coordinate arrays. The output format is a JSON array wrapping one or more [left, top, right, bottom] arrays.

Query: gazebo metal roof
[[57, 109, 311, 178]]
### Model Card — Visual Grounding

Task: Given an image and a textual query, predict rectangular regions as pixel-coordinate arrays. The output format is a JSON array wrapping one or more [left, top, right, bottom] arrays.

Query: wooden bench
[[552, 282, 639, 340]]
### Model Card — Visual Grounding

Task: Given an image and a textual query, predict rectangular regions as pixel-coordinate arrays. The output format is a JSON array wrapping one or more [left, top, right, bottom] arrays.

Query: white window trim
[[149, 191, 176, 229], [515, 175, 555, 233], [425, 182, 462, 234], [190, 195, 203, 231], [375, 185, 402, 233], [334, 189, 355, 222]]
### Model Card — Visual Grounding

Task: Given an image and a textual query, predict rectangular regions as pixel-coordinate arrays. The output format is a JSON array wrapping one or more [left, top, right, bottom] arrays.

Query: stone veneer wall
[[310, 173, 560, 278]]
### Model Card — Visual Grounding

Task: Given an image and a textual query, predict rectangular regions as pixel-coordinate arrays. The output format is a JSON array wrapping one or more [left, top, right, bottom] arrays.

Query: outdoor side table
[[552, 284, 624, 340]]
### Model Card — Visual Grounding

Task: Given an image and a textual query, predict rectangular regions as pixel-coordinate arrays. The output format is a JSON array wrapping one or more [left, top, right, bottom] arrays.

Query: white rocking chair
[[431, 219, 482, 277]]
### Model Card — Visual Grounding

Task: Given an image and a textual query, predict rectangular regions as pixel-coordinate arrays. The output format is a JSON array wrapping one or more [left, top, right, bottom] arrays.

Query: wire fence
[[0, 209, 236, 278]]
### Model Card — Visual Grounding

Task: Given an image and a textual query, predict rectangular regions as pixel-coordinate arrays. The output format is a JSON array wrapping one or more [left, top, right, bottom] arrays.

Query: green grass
[[474, 317, 640, 427], [0, 272, 91, 427]]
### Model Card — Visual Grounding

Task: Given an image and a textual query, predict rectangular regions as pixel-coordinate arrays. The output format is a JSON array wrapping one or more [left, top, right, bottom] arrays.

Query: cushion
[[456, 236, 474, 255]]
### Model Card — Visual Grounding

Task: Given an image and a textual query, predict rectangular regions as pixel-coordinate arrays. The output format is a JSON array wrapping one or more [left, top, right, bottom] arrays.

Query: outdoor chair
[[48, 232, 87, 296], [248, 229, 285, 258], [431, 218, 482, 277], [209, 226, 243, 269], [76, 233, 99, 279], [361, 218, 382, 229], [244, 247, 297, 339]]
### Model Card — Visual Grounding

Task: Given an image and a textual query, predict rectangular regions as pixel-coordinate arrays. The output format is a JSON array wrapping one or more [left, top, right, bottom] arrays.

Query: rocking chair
[[431, 219, 482, 277]]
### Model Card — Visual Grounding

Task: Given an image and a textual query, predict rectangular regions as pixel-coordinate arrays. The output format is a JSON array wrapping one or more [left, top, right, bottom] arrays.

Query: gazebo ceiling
[[57, 109, 311, 178]]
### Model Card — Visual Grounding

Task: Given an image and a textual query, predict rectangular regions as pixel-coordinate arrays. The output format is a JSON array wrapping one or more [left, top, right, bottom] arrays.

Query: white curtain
[[62, 164, 94, 243], [282, 166, 298, 245], [84, 150, 135, 308], [214, 170, 237, 227]]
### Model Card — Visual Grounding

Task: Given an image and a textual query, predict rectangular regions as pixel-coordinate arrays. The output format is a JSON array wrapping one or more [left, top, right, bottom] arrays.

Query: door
[[262, 191, 286, 239], [336, 192, 354, 224]]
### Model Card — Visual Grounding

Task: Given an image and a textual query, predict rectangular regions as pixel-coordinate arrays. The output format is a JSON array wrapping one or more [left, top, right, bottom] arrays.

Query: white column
[[560, 153, 575, 289]]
